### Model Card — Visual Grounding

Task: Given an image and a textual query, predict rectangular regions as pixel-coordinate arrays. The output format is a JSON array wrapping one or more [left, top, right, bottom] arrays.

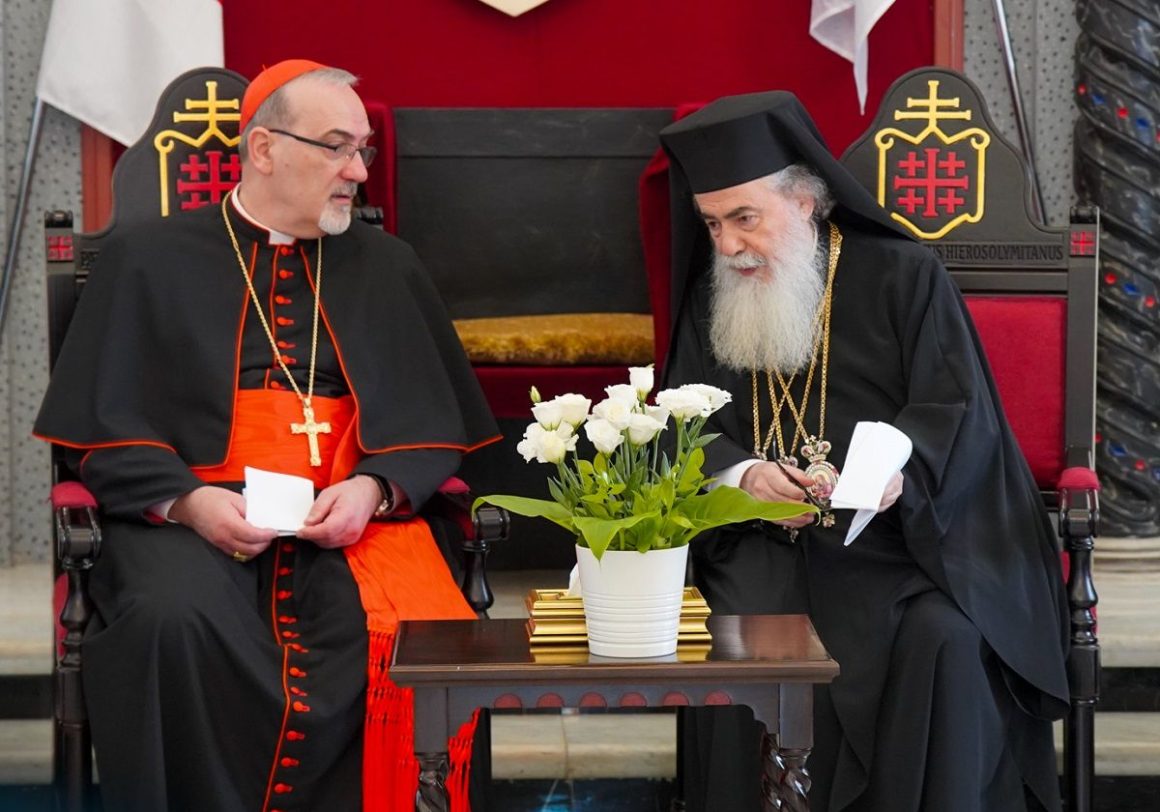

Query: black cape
[[667, 226, 1070, 809], [34, 201, 499, 810], [35, 202, 499, 477], [660, 92, 1069, 810]]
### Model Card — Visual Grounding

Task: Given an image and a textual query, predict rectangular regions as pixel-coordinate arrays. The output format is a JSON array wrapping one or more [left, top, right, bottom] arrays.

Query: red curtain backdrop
[[222, 0, 932, 155]]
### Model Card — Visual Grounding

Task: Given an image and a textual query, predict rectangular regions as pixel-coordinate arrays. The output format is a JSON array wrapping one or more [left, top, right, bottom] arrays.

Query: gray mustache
[[719, 253, 767, 271]]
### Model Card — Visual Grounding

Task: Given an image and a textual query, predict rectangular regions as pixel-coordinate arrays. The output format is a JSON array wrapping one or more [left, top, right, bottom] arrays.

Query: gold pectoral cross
[[290, 400, 332, 467]]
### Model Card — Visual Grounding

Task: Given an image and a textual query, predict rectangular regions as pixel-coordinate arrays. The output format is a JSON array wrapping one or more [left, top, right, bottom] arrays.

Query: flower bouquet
[[474, 366, 813, 657]]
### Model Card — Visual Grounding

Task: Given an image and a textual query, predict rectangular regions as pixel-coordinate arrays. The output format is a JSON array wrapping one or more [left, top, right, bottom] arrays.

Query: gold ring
[[232, 551, 250, 563]]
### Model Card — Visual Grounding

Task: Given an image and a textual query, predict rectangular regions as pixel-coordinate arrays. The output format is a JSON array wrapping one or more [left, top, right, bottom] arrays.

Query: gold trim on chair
[[873, 79, 990, 240], [154, 80, 241, 217]]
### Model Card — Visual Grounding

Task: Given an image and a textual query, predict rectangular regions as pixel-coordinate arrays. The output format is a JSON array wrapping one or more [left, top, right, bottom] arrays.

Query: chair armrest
[[430, 477, 511, 615], [51, 482, 101, 568]]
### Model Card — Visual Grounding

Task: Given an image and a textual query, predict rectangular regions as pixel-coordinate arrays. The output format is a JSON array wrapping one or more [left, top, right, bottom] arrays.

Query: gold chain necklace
[[221, 194, 331, 467], [751, 221, 842, 524]]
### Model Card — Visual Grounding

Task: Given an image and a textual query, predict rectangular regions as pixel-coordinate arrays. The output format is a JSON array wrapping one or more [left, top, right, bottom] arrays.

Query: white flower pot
[[575, 544, 689, 658]]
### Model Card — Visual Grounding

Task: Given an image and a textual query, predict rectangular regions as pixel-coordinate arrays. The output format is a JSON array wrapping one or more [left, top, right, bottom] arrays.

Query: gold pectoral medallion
[[801, 436, 838, 528]]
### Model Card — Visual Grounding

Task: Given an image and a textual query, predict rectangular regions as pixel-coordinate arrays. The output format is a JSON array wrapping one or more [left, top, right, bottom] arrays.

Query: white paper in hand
[[243, 466, 315, 536], [829, 422, 912, 546]]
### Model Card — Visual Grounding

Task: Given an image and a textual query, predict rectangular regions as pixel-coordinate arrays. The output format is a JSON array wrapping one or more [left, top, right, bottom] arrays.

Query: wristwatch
[[371, 477, 395, 519]]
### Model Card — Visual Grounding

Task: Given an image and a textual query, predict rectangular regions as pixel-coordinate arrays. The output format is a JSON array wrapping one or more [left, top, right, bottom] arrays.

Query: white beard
[[707, 214, 826, 374]]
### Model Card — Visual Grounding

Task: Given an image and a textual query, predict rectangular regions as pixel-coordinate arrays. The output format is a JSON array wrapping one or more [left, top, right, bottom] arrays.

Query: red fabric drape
[[637, 103, 705, 373], [222, 0, 933, 156], [362, 102, 397, 234]]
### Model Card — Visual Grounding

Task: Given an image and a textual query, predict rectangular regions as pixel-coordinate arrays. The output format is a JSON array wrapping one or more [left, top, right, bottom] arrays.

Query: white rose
[[655, 387, 712, 421], [584, 418, 625, 455], [517, 423, 549, 462], [537, 425, 577, 464], [681, 383, 733, 415], [517, 423, 577, 463], [553, 393, 592, 427], [604, 383, 638, 402], [626, 413, 666, 446], [628, 365, 655, 397], [531, 399, 564, 430], [592, 396, 634, 429], [645, 404, 671, 426]]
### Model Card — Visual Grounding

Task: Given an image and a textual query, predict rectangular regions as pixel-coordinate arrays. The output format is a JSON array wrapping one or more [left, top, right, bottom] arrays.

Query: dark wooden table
[[391, 613, 838, 812]]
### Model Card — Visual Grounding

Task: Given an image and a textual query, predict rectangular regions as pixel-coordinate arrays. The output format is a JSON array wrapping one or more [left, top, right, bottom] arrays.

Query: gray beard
[[318, 205, 352, 235], [318, 185, 358, 235], [707, 216, 826, 374]]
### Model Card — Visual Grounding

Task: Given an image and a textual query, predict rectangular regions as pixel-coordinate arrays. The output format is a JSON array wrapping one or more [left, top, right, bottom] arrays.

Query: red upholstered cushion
[[51, 481, 97, 510], [964, 296, 1066, 488], [53, 573, 67, 657], [473, 365, 632, 420], [437, 476, 470, 495], [1058, 466, 1100, 491], [638, 103, 706, 373]]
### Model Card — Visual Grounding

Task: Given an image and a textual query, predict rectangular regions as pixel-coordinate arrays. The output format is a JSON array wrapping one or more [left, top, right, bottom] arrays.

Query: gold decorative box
[[525, 587, 713, 647]]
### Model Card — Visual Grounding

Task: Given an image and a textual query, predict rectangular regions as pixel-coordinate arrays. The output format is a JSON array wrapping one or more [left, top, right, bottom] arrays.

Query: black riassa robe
[[35, 201, 499, 812], [666, 224, 1069, 812]]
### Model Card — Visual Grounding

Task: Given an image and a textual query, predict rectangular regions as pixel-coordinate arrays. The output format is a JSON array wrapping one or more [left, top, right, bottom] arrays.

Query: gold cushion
[[453, 313, 655, 365]]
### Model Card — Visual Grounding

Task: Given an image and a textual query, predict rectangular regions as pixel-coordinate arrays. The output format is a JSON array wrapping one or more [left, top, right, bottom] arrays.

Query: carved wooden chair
[[840, 66, 1100, 812], [390, 108, 668, 419], [43, 66, 508, 812]]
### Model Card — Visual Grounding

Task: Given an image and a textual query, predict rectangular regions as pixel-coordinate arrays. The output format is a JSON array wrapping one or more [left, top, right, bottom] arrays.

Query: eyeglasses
[[268, 128, 377, 167]]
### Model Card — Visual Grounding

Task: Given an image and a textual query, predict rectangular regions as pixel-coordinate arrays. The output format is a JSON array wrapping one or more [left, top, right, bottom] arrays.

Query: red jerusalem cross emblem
[[873, 80, 990, 239], [176, 151, 241, 211]]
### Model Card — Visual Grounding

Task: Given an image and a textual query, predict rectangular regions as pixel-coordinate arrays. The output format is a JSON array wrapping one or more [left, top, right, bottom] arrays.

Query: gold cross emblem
[[290, 400, 332, 467]]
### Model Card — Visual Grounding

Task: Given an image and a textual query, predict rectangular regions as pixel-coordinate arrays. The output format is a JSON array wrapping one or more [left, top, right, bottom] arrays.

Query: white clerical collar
[[229, 187, 296, 245]]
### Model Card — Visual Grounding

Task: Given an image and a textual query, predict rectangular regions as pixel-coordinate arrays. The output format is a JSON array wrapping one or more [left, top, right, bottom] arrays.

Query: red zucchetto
[[239, 59, 327, 131]]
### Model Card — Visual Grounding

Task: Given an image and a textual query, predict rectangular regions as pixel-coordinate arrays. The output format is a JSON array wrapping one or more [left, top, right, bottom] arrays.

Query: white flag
[[809, 0, 896, 114], [36, 0, 224, 146]]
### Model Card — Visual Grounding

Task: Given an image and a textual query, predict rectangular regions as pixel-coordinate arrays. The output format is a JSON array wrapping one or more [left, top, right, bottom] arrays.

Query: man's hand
[[879, 471, 904, 512], [169, 485, 278, 560], [295, 475, 381, 549], [739, 462, 817, 529]]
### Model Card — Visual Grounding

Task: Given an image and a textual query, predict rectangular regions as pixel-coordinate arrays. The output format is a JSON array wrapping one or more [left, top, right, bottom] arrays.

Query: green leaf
[[671, 486, 814, 544], [574, 511, 661, 559], [693, 431, 721, 449], [473, 494, 576, 532], [547, 478, 567, 507], [675, 446, 706, 493]]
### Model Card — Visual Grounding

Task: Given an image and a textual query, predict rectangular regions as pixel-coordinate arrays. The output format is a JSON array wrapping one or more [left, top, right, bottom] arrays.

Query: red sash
[[194, 389, 477, 812]]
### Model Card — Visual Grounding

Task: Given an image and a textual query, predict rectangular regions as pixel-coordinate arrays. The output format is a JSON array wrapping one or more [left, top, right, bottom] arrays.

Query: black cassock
[[666, 225, 1069, 812], [35, 202, 498, 811]]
